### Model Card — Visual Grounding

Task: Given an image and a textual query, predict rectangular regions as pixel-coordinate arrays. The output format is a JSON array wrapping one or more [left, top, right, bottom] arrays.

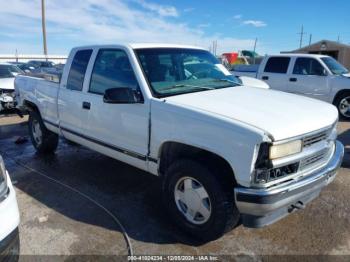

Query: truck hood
[[165, 86, 338, 141], [0, 78, 15, 90], [239, 76, 269, 89]]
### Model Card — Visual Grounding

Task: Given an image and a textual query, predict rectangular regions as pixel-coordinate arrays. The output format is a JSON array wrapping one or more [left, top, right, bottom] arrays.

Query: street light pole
[[41, 0, 48, 57]]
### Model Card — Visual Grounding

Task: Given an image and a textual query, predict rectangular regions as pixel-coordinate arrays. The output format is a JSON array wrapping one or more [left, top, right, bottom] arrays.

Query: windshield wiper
[[212, 79, 241, 85], [160, 84, 215, 92]]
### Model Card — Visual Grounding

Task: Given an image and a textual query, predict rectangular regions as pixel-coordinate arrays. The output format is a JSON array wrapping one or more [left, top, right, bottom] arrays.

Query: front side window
[[135, 48, 240, 97], [264, 57, 291, 74], [293, 58, 326, 75], [89, 49, 138, 95], [67, 49, 93, 91], [321, 57, 349, 75]]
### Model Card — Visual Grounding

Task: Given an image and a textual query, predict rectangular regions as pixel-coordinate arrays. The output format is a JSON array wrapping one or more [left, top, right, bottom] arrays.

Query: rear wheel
[[28, 110, 58, 154], [162, 159, 239, 241], [334, 92, 350, 120]]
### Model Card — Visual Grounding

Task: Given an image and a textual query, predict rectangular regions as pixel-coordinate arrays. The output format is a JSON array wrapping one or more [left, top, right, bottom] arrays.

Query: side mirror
[[103, 87, 140, 104]]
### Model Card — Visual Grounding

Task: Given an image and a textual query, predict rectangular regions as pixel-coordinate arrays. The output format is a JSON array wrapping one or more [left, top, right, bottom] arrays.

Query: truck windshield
[[0, 65, 22, 78], [135, 48, 241, 97], [321, 57, 349, 75]]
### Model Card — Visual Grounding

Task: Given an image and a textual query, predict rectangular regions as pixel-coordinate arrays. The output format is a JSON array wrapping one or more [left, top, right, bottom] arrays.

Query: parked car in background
[[0, 155, 20, 260], [27, 60, 60, 75], [27, 60, 55, 69], [16, 44, 344, 240], [0, 63, 24, 111], [7, 62, 35, 74], [231, 54, 350, 119]]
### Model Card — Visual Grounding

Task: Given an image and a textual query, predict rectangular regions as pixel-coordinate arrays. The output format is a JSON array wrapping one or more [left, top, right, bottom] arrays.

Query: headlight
[[0, 155, 8, 199], [269, 140, 302, 160]]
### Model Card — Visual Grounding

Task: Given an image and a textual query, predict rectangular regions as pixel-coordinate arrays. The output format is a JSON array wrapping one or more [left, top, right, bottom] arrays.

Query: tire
[[162, 159, 240, 241], [28, 110, 58, 154], [334, 92, 350, 120]]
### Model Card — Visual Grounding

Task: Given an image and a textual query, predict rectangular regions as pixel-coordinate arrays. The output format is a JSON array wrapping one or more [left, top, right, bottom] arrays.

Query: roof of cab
[[269, 53, 330, 58], [71, 43, 206, 51], [128, 43, 206, 50]]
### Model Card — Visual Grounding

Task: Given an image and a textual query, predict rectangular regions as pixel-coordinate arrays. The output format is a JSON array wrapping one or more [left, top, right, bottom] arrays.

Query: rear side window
[[264, 57, 291, 74], [67, 49, 93, 91], [293, 58, 325, 75]]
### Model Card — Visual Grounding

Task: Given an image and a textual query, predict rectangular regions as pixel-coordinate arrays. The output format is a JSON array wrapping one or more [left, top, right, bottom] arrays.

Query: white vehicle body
[[15, 44, 344, 237], [231, 54, 350, 118], [0, 63, 21, 111], [0, 156, 20, 257], [238, 76, 269, 89]]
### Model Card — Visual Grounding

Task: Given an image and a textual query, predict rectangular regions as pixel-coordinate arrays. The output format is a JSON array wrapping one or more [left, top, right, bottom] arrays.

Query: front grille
[[299, 148, 329, 171], [303, 129, 330, 148]]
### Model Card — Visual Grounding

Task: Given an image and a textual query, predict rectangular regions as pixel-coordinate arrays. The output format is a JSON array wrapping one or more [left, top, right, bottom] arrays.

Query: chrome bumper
[[234, 140, 344, 228]]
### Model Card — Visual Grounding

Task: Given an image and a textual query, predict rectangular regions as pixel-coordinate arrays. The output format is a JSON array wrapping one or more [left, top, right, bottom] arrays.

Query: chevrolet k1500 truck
[[15, 44, 344, 240], [232, 54, 350, 120]]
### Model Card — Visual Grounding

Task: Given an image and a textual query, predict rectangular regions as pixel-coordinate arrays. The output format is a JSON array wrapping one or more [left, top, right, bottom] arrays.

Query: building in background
[[0, 54, 67, 64], [285, 40, 350, 69]]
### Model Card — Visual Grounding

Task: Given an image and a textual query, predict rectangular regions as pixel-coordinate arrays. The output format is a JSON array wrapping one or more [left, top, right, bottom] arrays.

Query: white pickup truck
[[15, 44, 344, 240], [232, 54, 350, 119]]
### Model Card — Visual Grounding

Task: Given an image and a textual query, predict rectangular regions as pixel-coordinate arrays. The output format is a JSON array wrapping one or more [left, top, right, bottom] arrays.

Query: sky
[[0, 0, 349, 56]]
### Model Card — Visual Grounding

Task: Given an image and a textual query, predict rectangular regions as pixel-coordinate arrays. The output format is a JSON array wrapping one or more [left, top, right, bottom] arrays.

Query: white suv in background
[[0, 155, 20, 260]]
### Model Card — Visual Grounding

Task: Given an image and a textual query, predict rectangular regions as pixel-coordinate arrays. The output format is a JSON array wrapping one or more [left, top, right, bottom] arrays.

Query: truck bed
[[15, 75, 60, 126], [230, 64, 259, 78]]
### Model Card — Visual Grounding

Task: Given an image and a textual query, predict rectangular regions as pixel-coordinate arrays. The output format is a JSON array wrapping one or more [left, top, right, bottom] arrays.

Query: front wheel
[[334, 92, 350, 120], [28, 111, 59, 154], [162, 159, 240, 241]]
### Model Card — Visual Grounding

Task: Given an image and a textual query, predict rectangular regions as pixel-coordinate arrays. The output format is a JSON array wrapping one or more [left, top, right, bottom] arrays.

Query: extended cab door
[[58, 49, 94, 138], [258, 56, 291, 91], [286, 57, 330, 102], [81, 48, 149, 170]]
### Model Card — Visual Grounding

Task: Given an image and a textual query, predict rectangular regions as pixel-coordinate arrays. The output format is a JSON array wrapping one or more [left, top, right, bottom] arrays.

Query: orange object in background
[[222, 52, 238, 65]]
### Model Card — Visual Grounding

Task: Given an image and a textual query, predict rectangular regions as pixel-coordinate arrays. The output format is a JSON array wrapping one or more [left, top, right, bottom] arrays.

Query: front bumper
[[234, 140, 344, 228]]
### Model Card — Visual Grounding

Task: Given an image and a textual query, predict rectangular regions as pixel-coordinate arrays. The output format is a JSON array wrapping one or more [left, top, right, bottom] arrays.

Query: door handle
[[82, 101, 91, 110], [262, 76, 269, 80], [289, 78, 297, 82]]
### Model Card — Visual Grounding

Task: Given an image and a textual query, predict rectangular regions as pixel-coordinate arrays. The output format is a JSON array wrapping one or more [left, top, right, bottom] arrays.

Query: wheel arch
[[23, 100, 40, 113], [158, 141, 237, 188], [332, 89, 350, 105]]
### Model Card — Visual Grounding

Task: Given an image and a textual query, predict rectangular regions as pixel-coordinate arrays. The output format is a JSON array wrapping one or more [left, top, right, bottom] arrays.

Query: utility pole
[[212, 40, 218, 56], [298, 25, 307, 48], [337, 35, 340, 43], [309, 34, 312, 46], [253, 38, 258, 64], [41, 0, 48, 57]]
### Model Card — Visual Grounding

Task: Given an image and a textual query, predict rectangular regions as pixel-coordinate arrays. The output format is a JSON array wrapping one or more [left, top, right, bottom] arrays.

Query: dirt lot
[[0, 113, 350, 259]]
